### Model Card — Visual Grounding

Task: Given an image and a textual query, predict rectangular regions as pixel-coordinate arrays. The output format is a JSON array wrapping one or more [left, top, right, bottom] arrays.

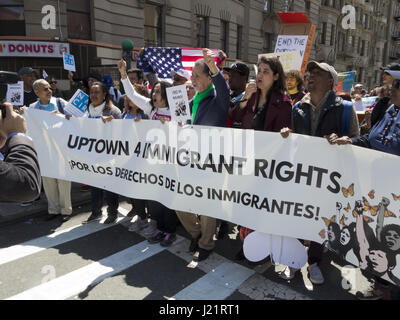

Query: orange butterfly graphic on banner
[[342, 183, 354, 198], [392, 193, 400, 201], [368, 190, 375, 199], [362, 197, 397, 218], [363, 216, 374, 223], [322, 216, 336, 227], [340, 216, 348, 226], [362, 197, 378, 216], [319, 229, 326, 239], [344, 202, 351, 212]]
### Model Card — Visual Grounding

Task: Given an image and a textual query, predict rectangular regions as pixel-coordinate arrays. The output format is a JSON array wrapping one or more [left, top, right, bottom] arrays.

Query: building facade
[[0, 0, 398, 90]]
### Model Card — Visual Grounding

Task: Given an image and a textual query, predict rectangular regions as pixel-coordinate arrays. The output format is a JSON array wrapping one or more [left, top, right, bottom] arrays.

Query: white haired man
[[29, 79, 72, 223]]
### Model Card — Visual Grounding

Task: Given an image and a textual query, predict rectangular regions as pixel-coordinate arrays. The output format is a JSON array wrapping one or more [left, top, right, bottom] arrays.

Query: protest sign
[[166, 85, 191, 123], [259, 51, 302, 72], [23, 109, 400, 286], [352, 96, 378, 111], [6, 81, 24, 106], [64, 89, 89, 117], [274, 35, 309, 58], [63, 52, 76, 72]]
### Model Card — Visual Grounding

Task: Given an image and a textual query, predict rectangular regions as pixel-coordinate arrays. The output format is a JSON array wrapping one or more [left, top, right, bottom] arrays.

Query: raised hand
[[280, 127, 292, 139], [118, 59, 128, 79], [202, 48, 218, 75]]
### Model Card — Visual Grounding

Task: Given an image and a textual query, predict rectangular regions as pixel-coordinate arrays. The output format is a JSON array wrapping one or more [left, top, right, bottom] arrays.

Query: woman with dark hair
[[229, 57, 292, 260], [119, 85, 151, 232], [85, 81, 122, 224], [118, 59, 178, 247], [229, 56, 291, 132]]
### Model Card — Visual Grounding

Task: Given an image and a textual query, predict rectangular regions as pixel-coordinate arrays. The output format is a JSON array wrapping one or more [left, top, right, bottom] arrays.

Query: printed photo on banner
[[64, 89, 89, 117], [63, 52, 76, 72], [6, 81, 24, 106], [258, 51, 302, 72], [166, 84, 191, 123]]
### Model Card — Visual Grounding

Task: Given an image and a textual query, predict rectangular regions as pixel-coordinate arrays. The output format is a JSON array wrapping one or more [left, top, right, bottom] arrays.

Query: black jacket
[[292, 90, 355, 137], [0, 134, 41, 203], [190, 72, 230, 127], [371, 96, 390, 128]]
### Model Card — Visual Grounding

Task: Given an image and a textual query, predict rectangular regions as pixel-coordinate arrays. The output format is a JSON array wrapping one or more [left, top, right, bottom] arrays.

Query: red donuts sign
[[0, 41, 70, 57]]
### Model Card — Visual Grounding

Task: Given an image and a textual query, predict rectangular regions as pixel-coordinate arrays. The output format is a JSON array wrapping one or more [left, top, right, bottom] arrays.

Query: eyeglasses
[[49, 81, 57, 84]]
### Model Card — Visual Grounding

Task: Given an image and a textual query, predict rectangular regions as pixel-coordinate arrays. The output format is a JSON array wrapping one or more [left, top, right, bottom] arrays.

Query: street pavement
[[0, 191, 378, 301]]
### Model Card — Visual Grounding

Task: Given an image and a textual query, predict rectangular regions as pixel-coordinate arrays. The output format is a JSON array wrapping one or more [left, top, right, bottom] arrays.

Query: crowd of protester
[[8, 47, 400, 300]]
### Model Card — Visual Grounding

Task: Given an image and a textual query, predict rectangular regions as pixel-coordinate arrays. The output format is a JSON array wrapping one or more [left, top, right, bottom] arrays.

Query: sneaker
[[193, 248, 212, 262], [61, 215, 71, 222], [148, 230, 165, 244], [279, 266, 298, 280], [357, 288, 385, 300], [85, 212, 102, 223], [127, 208, 136, 217], [188, 237, 199, 253], [103, 214, 117, 224], [128, 218, 149, 232], [160, 233, 177, 247], [45, 213, 61, 221], [20, 201, 34, 207], [308, 263, 324, 284], [143, 220, 157, 237]]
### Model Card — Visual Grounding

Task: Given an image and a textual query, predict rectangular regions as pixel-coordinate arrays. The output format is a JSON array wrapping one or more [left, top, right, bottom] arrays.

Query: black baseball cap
[[18, 67, 35, 76], [223, 62, 250, 78], [381, 63, 400, 72]]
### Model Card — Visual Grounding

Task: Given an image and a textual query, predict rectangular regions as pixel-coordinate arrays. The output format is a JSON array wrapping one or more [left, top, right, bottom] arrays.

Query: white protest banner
[[64, 89, 89, 117], [166, 85, 191, 123], [6, 81, 24, 106], [63, 52, 76, 72], [258, 51, 302, 72], [24, 109, 400, 285], [0, 41, 69, 58], [274, 35, 308, 58]]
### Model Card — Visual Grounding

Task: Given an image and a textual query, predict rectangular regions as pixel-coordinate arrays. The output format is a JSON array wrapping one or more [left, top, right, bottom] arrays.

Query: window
[[220, 20, 229, 54], [196, 16, 209, 48], [144, 3, 163, 47], [236, 25, 242, 59], [263, 32, 273, 53], [67, 0, 91, 40], [264, 0, 273, 13], [330, 25, 335, 46], [305, 1, 311, 13], [319, 22, 327, 44], [0, 0, 25, 36]]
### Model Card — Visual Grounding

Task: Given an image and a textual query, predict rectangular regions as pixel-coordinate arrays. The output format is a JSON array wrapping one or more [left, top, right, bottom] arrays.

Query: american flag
[[137, 47, 220, 79]]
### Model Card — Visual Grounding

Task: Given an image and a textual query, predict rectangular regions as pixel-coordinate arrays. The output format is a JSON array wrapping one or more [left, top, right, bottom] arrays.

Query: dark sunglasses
[[392, 79, 400, 89], [49, 81, 57, 84]]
